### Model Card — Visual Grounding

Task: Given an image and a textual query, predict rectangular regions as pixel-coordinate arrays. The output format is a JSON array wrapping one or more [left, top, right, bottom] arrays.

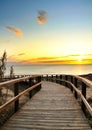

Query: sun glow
[[77, 55, 83, 62]]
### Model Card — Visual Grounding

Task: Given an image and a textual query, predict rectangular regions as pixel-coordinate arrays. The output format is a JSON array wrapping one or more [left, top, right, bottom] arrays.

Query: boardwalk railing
[[0, 75, 41, 113], [42, 74, 92, 117]]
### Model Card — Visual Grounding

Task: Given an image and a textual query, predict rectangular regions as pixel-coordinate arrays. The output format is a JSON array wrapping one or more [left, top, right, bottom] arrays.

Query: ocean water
[[6, 64, 92, 76]]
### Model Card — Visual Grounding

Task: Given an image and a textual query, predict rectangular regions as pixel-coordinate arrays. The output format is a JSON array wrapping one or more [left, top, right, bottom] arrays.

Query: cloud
[[6, 26, 23, 38], [19, 56, 77, 64], [8, 53, 26, 60], [37, 10, 47, 24], [18, 53, 25, 56], [8, 54, 92, 65], [36, 60, 75, 64], [31, 57, 57, 61], [85, 54, 92, 56], [68, 54, 80, 57]]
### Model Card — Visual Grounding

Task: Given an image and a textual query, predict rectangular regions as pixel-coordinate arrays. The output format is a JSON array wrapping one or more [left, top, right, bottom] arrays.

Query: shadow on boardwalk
[[1, 81, 91, 130]]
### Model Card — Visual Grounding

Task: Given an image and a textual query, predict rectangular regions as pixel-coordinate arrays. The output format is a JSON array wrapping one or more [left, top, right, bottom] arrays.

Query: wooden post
[[47, 75, 48, 81], [58, 75, 60, 84], [62, 75, 64, 80], [60, 80, 63, 86], [56, 75, 58, 83], [70, 76, 73, 92], [74, 78, 78, 99], [71, 76, 73, 83], [57, 75, 59, 84], [60, 75, 62, 79], [65, 75, 68, 80], [63, 75, 66, 86], [51, 75, 53, 82], [65, 75, 68, 87], [82, 82, 86, 98], [14, 83, 19, 112], [41, 75, 43, 80], [29, 78, 33, 98], [49, 75, 51, 81], [38, 76, 41, 90], [81, 82, 86, 114]]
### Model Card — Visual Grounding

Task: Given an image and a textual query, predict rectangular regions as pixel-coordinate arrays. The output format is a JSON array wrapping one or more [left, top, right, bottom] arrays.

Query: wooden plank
[[1, 81, 91, 130]]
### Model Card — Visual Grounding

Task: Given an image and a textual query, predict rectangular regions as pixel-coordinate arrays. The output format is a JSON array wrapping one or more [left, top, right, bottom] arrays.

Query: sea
[[5, 64, 92, 76]]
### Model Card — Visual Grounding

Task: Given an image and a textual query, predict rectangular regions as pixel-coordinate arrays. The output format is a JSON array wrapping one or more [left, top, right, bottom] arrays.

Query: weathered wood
[[71, 74, 92, 88], [0, 75, 41, 113], [70, 76, 73, 92], [74, 77, 78, 99], [51, 75, 53, 82], [1, 81, 91, 130], [82, 82, 87, 114], [65, 75, 68, 87], [46, 75, 48, 81], [29, 78, 33, 98], [38, 76, 41, 90], [64, 80, 92, 116], [0, 75, 39, 89], [60, 75, 62, 79], [46, 74, 92, 116], [0, 82, 41, 112], [82, 81, 86, 99], [14, 83, 19, 112], [56, 75, 58, 83]]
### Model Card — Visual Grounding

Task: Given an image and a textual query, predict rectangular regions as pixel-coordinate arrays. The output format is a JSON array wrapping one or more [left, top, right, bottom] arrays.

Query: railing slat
[[14, 83, 19, 112]]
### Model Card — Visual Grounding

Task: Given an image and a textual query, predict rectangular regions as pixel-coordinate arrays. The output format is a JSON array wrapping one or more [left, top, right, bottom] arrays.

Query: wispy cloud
[[37, 10, 47, 24], [8, 54, 92, 65], [6, 26, 23, 38], [68, 54, 80, 57], [85, 54, 92, 56], [8, 52, 26, 62], [30, 57, 57, 61], [18, 53, 25, 56], [19, 56, 76, 64], [36, 59, 76, 64]]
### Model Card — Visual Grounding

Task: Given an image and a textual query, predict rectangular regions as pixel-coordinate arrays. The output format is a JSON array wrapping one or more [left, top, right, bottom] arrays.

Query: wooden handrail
[[0, 75, 42, 112], [0, 75, 40, 88], [65, 80, 92, 116], [0, 82, 41, 112], [72, 75, 92, 87], [43, 74, 92, 117]]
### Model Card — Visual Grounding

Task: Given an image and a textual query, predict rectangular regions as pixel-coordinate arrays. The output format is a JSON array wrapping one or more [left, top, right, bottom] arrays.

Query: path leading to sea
[[1, 81, 91, 130]]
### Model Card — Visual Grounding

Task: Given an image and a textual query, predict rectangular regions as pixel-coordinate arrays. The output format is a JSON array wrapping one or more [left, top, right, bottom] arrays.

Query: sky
[[0, 0, 92, 64]]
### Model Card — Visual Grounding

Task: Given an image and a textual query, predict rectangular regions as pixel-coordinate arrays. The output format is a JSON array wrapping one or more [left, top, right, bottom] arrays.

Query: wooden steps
[[1, 81, 91, 130]]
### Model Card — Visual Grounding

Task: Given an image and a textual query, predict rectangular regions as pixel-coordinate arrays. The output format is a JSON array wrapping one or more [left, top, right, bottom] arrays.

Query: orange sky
[[7, 53, 92, 65]]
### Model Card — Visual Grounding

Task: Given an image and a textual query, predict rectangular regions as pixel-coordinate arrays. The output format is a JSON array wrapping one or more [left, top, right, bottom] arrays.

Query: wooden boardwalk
[[1, 81, 91, 130]]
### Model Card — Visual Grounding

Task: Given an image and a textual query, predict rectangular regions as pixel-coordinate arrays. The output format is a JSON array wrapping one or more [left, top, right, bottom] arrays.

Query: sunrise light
[[0, 0, 92, 65]]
